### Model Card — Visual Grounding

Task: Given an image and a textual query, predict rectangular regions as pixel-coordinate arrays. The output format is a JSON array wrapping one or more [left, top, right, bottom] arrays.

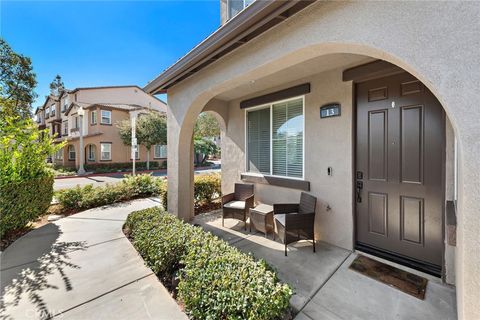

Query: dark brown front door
[[355, 72, 445, 274]]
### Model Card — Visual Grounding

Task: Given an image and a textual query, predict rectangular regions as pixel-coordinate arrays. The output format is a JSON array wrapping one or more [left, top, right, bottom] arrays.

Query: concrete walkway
[[194, 211, 457, 320], [1, 198, 187, 320]]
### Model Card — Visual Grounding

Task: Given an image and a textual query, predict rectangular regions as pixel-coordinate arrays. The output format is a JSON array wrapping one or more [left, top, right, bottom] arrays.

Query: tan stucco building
[[35, 85, 167, 170], [145, 1, 480, 318]]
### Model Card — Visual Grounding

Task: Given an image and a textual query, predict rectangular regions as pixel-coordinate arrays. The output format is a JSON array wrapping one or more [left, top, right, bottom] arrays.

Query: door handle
[[356, 181, 363, 203]]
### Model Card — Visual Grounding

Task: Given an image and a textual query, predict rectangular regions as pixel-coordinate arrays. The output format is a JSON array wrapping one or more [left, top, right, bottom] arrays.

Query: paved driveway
[[0, 198, 187, 320], [54, 168, 220, 191]]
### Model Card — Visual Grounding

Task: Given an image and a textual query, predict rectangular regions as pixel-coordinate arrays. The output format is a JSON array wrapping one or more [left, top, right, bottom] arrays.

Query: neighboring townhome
[[144, 1, 480, 319], [35, 85, 167, 169]]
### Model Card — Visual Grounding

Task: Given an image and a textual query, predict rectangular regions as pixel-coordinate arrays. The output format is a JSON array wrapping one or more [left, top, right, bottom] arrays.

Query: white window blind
[[101, 110, 111, 124], [154, 145, 167, 158], [68, 145, 75, 160], [247, 108, 270, 174], [246, 97, 304, 179], [101, 143, 111, 160], [271, 98, 303, 178]]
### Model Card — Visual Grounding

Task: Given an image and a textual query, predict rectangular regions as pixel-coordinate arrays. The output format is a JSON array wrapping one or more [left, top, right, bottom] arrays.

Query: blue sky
[[1, 1, 220, 106]]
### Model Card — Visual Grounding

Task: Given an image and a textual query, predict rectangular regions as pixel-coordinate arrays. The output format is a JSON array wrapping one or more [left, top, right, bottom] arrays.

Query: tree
[[117, 112, 167, 170], [0, 38, 37, 120], [194, 112, 220, 139], [49, 74, 65, 96], [194, 137, 218, 165]]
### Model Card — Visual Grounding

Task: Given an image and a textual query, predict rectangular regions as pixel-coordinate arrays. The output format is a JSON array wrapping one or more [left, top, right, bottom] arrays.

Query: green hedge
[[125, 207, 292, 320], [56, 174, 167, 210], [83, 161, 164, 173], [194, 173, 221, 205], [0, 174, 54, 238]]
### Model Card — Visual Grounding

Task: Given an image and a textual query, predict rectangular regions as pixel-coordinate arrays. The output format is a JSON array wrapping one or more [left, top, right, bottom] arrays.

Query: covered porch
[[144, 2, 480, 318], [193, 211, 456, 319]]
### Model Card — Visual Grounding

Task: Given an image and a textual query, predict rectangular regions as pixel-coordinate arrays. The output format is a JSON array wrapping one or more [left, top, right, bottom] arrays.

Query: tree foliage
[[117, 111, 167, 169], [117, 111, 167, 147], [0, 38, 37, 119], [194, 112, 220, 139], [49, 74, 65, 96], [194, 138, 218, 165]]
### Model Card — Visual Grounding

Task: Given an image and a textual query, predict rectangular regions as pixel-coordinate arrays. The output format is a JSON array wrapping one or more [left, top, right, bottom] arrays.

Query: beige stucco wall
[[221, 68, 354, 250], [164, 2, 480, 318]]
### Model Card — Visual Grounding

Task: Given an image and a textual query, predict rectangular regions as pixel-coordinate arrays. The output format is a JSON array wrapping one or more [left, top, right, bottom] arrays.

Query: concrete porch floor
[[193, 211, 457, 320]]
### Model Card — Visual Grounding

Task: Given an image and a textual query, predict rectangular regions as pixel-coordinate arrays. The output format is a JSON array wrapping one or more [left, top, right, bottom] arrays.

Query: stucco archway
[[165, 3, 480, 317]]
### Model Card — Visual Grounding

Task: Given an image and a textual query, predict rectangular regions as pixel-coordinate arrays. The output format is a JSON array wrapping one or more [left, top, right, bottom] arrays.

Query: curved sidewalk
[[1, 198, 187, 320]]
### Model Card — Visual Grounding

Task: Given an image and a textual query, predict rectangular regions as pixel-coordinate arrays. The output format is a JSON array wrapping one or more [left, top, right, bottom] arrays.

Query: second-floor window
[[51, 103, 56, 116], [63, 121, 68, 136], [74, 116, 79, 129], [91, 111, 97, 124], [62, 97, 69, 112], [101, 110, 111, 124], [45, 106, 50, 118], [228, 0, 254, 20]]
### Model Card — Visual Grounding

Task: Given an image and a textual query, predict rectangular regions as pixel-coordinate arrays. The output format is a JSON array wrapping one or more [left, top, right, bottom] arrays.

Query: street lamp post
[[131, 114, 137, 176], [77, 107, 86, 175]]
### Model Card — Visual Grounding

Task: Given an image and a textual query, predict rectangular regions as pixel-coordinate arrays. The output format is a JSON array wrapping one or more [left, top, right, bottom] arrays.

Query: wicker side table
[[249, 204, 274, 238]]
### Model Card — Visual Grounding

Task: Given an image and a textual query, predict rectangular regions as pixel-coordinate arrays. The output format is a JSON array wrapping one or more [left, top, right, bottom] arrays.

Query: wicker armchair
[[221, 183, 254, 230], [273, 192, 317, 256]]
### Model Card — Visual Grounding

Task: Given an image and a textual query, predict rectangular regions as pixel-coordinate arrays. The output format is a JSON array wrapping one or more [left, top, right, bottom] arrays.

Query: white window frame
[[227, 0, 255, 20], [68, 145, 76, 160], [87, 145, 96, 161], [154, 145, 167, 159], [100, 110, 111, 124], [62, 120, 68, 136], [50, 103, 56, 116], [55, 148, 63, 160], [244, 95, 305, 180], [91, 110, 97, 124], [100, 143, 112, 161], [62, 97, 68, 112]]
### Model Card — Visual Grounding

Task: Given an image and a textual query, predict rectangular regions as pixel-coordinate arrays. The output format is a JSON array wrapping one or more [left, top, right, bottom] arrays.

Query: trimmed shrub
[[56, 174, 166, 210], [0, 174, 54, 237], [125, 207, 292, 320], [193, 173, 221, 205], [84, 161, 160, 173], [0, 116, 63, 237]]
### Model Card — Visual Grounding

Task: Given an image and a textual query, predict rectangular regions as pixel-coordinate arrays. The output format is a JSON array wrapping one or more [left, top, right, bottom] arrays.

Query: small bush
[[193, 173, 221, 205], [56, 174, 166, 210], [125, 207, 292, 320]]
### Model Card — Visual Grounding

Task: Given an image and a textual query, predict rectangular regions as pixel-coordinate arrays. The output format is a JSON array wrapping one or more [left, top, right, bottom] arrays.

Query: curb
[[54, 166, 219, 180]]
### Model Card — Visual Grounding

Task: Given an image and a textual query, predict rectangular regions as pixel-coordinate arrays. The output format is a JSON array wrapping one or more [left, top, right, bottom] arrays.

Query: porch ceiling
[[215, 53, 373, 101]]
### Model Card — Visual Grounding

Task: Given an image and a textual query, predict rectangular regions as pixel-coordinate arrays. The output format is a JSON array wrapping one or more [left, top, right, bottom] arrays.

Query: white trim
[[100, 110, 112, 124], [244, 95, 305, 180]]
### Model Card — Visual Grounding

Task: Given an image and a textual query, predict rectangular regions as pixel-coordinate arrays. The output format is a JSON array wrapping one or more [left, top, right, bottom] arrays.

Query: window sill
[[240, 172, 310, 191]]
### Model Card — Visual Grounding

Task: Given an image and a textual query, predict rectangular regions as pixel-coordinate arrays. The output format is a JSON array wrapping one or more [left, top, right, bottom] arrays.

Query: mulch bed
[[194, 199, 221, 215], [0, 204, 80, 251]]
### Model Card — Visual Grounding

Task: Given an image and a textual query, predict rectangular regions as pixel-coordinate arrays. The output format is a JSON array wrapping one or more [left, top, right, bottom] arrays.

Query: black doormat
[[349, 255, 428, 300]]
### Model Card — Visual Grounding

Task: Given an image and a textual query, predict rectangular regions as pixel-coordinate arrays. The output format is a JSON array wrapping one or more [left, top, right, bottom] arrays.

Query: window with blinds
[[247, 108, 270, 174], [272, 98, 303, 178], [246, 97, 304, 178]]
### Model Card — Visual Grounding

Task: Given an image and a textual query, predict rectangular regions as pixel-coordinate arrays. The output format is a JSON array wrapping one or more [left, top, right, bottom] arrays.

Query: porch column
[[166, 99, 197, 221], [456, 126, 480, 319]]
